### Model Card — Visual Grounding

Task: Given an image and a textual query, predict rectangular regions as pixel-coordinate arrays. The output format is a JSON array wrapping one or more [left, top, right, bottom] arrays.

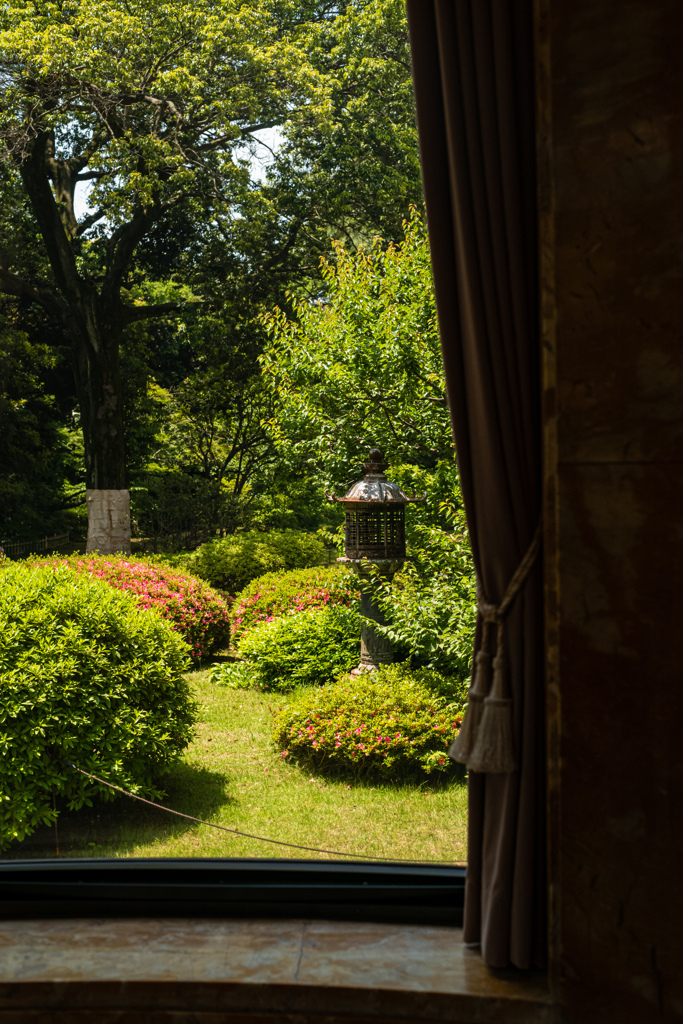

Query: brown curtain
[[406, 1, 545, 969]]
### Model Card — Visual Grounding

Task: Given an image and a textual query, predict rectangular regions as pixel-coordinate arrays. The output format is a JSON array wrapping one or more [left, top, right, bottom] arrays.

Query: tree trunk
[[71, 309, 131, 554], [16, 134, 132, 555]]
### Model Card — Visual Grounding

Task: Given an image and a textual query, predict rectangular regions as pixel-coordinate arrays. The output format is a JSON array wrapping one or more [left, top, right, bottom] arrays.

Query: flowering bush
[[271, 664, 466, 780], [37, 554, 231, 663], [236, 604, 361, 691], [0, 560, 196, 853], [231, 564, 358, 643]]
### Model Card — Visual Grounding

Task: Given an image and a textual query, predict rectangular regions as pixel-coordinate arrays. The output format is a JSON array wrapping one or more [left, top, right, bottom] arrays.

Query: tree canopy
[[0, 0, 327, 332]]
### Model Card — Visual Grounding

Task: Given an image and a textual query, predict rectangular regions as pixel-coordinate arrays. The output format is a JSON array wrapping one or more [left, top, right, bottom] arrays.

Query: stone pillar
[[348, 559, 403, 675], [357, 587, 394, 672]]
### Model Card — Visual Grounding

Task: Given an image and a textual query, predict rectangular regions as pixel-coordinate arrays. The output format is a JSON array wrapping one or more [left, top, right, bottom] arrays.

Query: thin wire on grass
[[60, 760, 464, 866]]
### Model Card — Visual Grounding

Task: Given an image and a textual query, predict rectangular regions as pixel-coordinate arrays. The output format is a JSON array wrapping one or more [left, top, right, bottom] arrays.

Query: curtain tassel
[[467, 650, 516, 774], [449, 647, 492, 764], [450, 523, 541, 775]]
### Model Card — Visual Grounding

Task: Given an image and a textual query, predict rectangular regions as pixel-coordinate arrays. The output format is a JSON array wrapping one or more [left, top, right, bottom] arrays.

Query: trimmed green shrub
[[236, 605, 361, 691], [231, 564, 358, 643], [0, 561, 197, 852], [178, 529, 329, 596], [36, 554, 231, 664], [272, 664, 466, 781]]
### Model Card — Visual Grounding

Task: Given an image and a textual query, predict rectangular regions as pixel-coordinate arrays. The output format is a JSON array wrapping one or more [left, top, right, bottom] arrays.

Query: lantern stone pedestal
[[327, 450, 421, 676], [340, 557, 404, 674]]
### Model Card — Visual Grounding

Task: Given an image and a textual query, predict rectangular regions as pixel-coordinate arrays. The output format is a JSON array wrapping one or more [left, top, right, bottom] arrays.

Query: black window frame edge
[[0, 858, 466, 927]]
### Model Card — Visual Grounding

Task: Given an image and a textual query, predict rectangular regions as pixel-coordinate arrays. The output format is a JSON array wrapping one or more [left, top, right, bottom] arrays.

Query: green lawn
[[8, 668, 468, 863]]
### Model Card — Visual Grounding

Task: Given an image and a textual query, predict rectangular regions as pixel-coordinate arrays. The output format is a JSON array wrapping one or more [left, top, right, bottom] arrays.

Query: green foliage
[[7, 670, 468, 862], [129, 372, 273, 544], [0, 317, 84, 542], [206, 659, 256, 690], [370, 507, 477, 685], [231, 563, 358, 642], [272, 664, 465, 781], [236, 605, 361, 691], [261, 209, 478, 684], [263, 0, 421, 272], [249, 470, 344, 533], [0, 0, 347, 518], [0, 0, 321, 222], [262, 212, 452, 489], [178, 529, 329, 596], [0, 561, 197, 852]]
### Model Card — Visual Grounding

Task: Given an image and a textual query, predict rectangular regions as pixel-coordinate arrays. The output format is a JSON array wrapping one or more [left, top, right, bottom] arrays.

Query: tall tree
[[261, 212, 451, 489], [266, 0, 421, 264], [0, 0, 324, 550]]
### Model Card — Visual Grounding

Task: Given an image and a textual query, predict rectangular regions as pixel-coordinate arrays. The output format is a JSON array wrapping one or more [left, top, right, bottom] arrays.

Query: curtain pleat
[[406, 0, 545, 969]]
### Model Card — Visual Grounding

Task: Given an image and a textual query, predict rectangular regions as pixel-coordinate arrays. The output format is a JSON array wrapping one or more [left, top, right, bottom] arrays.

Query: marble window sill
[[0, 917, 553, 1022]]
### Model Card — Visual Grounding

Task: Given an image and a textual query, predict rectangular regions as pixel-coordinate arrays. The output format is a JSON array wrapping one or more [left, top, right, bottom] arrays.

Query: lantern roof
[[326, 449, 421, 505]]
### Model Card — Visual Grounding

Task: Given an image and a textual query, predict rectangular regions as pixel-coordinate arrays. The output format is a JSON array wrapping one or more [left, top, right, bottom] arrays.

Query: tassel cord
[[450, 522, 541, 773]]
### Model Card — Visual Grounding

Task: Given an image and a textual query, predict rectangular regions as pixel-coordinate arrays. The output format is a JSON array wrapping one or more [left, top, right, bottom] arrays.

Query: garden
[[0, 532, 473, 862], [0, 221, 477, 862], [0, 0, 477, 863]]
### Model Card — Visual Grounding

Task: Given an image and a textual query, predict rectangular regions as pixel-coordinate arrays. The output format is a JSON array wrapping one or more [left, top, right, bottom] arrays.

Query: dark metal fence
[[1, 533, 71, 559]]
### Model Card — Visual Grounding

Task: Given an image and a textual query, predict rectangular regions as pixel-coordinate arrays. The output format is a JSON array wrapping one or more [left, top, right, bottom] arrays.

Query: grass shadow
[[3, 761, 235, 860], [283, 753, 468, 791]]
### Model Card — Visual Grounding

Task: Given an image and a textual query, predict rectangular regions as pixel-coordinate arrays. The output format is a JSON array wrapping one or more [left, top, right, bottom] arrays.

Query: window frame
[[0, 857, 465, 927]]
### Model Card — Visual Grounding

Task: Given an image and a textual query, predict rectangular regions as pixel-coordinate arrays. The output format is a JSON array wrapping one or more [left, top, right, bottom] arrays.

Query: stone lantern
[[327, 449, 420, 673]]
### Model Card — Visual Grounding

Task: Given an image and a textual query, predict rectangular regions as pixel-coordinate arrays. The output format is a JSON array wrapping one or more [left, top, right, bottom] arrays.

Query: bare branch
[[18, 133, 83, 302], [75, 209, 106, 236], [241, 120, 281, 135], [66, 131, 109, 175], [118, 92, 184, 123], [242, 132, 277, 160], [0, 267, 65, 320], [104, 206, 155, 293], [75, 170, 109, 182], [121, 300, 203, 324], [192, 133, 239, 154]]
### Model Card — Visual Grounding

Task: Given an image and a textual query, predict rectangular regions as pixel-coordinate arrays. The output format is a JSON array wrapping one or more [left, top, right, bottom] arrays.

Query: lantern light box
[[327, 449, 422, 673]]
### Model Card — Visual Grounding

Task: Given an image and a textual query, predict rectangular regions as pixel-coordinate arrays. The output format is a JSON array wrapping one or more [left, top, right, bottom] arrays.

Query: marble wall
[[538, 0, 683, 1018]]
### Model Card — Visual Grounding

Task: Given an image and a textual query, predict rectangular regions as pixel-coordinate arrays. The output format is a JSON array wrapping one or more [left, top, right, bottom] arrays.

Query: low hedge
[[271, 664, 466, 781], [236, 604, 361, 691], [0, 561, 197, 853], [37, 554, 231, 663], [177, 529, 330, 596], [231, 564, 358, 643]]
